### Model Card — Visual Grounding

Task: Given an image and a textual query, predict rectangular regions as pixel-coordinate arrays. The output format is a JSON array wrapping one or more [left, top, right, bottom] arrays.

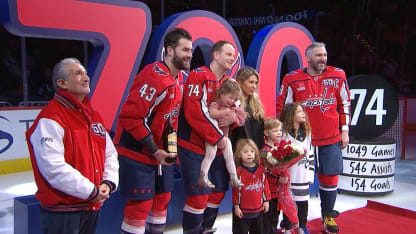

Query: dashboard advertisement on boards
[[0, 109, 41, 161]]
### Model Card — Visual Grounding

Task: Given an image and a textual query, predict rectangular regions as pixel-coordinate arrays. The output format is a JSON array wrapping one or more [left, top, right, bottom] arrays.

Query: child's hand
[[234, 205, 243, 218], [217, 109, 235, 127], [263, 201, 269, 213], [279, 176, 288, 184]]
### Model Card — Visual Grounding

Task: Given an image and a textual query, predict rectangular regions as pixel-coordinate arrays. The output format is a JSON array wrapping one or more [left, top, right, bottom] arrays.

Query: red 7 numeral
[[1, 0, 152, 130]]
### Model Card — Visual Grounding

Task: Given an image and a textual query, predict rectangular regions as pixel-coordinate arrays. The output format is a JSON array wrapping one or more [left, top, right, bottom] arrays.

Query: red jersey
[[276, 66, 351, 146], [233, 165, 271, 214], [260, 143, 283, 199], [177, 66, 229, 155], [114, 62, 183, 165]]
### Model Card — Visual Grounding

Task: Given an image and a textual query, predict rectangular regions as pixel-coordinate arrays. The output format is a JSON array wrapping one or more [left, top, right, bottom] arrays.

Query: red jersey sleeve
[[232, 186, 239, 205], [232, 166, 243, 204], [118, 64, 169, 142], [335, 69, 351, 129], [276, 73, 294, 116], [263, 167, 271, 201], [183, 68, 223, 145]]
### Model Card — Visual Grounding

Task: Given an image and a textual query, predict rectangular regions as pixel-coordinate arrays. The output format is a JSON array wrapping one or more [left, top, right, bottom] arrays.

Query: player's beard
[[172, 51, 190, 70], [310, 60, 326, 74]]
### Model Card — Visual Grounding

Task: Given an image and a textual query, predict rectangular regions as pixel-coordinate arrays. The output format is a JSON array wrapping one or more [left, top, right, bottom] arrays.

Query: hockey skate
[[229, 174, 244, 187], [322, 210, 340, 233], [197, 172, 215, 189]]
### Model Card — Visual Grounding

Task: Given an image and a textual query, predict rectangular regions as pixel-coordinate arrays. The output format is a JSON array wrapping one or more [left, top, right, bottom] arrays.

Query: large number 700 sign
[[0, 0, 314, 132]]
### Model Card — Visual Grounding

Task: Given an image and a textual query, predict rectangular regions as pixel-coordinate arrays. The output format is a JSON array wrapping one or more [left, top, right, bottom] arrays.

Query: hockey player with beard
[[114, 28, 192, 234], [276, 42, 351, 233]]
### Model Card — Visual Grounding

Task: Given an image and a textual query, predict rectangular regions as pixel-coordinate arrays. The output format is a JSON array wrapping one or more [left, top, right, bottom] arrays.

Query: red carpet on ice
[[307, 200, 416, 234]]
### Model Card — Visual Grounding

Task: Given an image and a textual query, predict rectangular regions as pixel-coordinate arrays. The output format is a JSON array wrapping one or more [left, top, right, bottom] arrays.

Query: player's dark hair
[[163, 28, 192, 52], [210, 40, 234, 60]]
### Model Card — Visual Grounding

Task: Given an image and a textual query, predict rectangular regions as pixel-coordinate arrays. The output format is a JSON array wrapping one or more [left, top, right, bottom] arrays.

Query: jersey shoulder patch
[[196, 67, 207, 73], [153, 64, 169, 76], [287, 70, 299, 76], [334, 67, 344, 72]]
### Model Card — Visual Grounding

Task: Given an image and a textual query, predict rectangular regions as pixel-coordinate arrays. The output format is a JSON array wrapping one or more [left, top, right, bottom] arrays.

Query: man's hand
[[92, 183, 110, 203], [341, 130, 349, 149], [153, 149, 176, 165], [263, 201, 269, 213]]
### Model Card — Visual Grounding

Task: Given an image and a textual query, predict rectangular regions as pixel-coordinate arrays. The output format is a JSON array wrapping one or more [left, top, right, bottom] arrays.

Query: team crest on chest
[[245, 178, 263, 192], [301, 88, 336, 113], [163, 104, 180, 120]]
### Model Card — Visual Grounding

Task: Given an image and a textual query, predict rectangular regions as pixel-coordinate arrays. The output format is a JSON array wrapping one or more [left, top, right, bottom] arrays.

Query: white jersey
[[283, 129, 315, 201]]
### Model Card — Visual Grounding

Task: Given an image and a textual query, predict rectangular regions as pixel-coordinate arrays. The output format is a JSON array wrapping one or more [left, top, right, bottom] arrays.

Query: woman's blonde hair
[[236, 67, 265, 120], [234, 138, 260, 166]]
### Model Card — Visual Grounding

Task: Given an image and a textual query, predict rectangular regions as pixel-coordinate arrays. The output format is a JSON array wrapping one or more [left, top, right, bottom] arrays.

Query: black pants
[[263, 198, 279, 234], [232, 210, 264, 234], [40, 208, 100, 234], [281, 200, 308, 229]]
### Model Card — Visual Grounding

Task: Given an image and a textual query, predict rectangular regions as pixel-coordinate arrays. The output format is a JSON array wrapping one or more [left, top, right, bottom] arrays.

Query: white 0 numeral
[[187, 84, 200, 96], [350, 89, 387, 126], [139, 84, 156, 102]]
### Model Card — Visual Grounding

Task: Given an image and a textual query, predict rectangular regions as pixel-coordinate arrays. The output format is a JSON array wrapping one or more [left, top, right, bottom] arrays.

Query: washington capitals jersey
[[114, 62, 183, 165], [233, 165, 271, 214], [276, 66, 351, 146], [178, 66, 229, 155]]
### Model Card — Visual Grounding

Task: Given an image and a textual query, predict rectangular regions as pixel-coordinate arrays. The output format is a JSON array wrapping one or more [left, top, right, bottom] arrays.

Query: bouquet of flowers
[[261, 139, 306, 173], [260, 139, 307, 224]]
